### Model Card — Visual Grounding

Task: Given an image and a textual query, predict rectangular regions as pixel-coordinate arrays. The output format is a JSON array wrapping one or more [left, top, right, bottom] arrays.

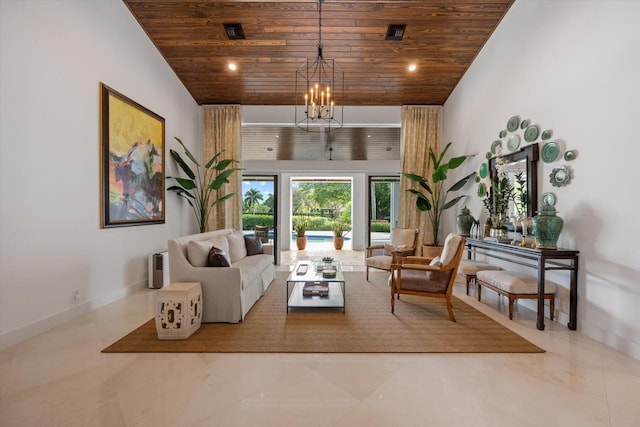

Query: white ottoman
[[458, 260, 502, 295], [155, 282, 202, 340], [476, 270, 556, 320]]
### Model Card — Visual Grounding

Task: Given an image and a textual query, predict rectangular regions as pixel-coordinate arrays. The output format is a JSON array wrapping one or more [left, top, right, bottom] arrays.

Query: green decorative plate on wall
[[479, 163, 489, 179], [564, 150, 576, 161], [507, 134, 521, 151], [520, 119, 530, 130], [491, 140, 503, 155], [524, 125, 539, 142], [550, 166, 571, 187], [541, 141, 561, 163], [499, 130, 507, 138], [541, 129, 553, 140], [507, 115, 520, 132], [477, 182, 487, 197]]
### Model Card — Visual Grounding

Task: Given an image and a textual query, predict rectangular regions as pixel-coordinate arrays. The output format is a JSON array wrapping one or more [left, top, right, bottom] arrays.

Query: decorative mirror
[[488, 143, 539, 219]]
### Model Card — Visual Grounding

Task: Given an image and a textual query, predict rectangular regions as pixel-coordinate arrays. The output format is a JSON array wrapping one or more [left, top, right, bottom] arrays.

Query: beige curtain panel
[[399, 105, 442, 249], [202, 105, 242, 231]]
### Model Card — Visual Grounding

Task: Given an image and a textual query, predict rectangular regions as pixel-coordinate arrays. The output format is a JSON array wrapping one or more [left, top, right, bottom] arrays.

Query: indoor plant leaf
[[169, 150, 196, 180], [174, 137, 199, 167]]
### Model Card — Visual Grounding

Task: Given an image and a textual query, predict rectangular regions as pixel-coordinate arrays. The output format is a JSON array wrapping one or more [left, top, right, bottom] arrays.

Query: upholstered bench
[[458, 260, 502, 295], [476, 270, 556, 321]]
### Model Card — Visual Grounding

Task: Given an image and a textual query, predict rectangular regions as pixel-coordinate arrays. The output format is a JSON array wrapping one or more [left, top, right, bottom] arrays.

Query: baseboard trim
[[0, 281, 147, 350]]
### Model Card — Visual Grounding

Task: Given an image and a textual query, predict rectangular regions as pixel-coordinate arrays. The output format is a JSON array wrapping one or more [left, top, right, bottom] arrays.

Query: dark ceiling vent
[[224, 23, 245, 40], [385, 24, 406, 41]]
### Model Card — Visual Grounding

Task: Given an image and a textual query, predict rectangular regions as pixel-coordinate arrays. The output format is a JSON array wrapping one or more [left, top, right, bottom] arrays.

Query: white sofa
[[168, 229, 275, 323]]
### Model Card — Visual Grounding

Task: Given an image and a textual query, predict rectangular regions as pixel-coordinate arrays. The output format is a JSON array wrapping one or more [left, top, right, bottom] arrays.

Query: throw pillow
[[244, 236, 264, 256], [186, 240, 215, 267], [440, 233, 462, 266], [207, 246, 231, 267], [429, 256, 442, 267], [226, 230, 248, 262]]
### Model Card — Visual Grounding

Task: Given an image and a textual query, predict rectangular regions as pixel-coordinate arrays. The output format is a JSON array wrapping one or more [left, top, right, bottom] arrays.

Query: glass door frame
[[367, 175, 400, 247], [241, 174, 279, 265]]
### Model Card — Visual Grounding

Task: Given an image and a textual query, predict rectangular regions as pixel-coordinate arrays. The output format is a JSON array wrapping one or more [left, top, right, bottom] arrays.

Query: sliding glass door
[[241, 175, 278, 264], [368, 175, 400, 246]]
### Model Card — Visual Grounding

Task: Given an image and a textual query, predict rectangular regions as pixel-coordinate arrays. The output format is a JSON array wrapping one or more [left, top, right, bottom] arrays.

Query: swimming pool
[[292, 234, 351, 243], [244, 232, 351, 242]]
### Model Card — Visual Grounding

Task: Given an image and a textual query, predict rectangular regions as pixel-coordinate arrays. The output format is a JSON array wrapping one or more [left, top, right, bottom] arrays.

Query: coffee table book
[[303, 281, 329, 296]]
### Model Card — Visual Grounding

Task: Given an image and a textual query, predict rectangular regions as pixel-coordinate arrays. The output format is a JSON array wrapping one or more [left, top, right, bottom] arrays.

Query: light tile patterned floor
[[1, 246, 640, 426]]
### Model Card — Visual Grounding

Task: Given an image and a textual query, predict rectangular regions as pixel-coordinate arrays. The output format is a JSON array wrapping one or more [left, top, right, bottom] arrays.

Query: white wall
[[0, 1, 201, 348], [443, 0, 640, 358]]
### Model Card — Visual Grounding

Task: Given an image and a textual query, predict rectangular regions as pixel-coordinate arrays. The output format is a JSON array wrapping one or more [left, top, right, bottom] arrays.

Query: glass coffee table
[[286, 261, 345, 313]]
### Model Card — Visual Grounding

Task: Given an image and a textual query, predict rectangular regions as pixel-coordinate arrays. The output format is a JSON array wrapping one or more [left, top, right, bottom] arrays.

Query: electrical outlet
[[72, 290, 80, 303]]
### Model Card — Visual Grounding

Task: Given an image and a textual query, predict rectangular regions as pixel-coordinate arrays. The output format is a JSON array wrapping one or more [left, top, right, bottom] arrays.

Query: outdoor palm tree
[[243, 188, 264, 214]]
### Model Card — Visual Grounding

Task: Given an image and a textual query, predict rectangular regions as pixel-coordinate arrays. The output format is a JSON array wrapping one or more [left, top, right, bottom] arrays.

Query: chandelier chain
[[317, 0, 322, 53]]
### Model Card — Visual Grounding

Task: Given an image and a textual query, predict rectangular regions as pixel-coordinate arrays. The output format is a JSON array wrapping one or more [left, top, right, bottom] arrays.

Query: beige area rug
[[102, 271, 543, 354]]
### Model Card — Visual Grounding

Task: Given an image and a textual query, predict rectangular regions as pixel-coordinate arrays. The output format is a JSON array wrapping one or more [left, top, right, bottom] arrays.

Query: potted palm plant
[[293, 216, 309, 250], [331, 220, 350, 250], [167, 137, 242, 233], [403, 141, 475, 249]]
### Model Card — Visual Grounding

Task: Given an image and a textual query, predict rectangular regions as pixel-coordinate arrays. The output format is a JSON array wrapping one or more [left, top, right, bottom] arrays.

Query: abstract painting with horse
[[100, 84, 165, 227]]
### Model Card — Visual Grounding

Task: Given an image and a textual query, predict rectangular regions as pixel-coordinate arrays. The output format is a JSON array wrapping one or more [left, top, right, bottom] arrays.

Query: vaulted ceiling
[[124, 0, 514, 106]]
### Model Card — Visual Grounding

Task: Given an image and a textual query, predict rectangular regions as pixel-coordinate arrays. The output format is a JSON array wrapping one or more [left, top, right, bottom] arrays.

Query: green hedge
[[243, 214, 365, 232], [242, 214, 274, 230], [370, 221, 390, 232]]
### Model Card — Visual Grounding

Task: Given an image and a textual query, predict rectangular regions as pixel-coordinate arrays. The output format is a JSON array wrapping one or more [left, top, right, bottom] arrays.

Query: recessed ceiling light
[[408, 64, 417, 72], [386, 147, 392, 152], [228, 63, 237, 71]]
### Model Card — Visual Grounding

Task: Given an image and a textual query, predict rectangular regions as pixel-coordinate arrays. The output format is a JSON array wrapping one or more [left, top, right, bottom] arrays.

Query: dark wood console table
[[466, 238, 579, 331]]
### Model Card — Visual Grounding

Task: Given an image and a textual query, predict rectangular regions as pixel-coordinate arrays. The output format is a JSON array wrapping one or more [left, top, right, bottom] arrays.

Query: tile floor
[[1, 245, 640, 426]]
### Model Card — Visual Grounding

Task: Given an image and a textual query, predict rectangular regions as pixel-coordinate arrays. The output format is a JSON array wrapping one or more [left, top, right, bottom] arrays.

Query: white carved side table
[[155, 282, 202, 340]]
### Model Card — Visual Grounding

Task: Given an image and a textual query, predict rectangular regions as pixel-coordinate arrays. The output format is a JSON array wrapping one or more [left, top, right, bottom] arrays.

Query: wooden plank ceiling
[[124, 0, 514, 106]]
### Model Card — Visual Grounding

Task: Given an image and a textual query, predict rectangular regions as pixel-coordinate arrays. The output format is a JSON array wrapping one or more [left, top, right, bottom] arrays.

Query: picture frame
[[100, 83, 165, 228]]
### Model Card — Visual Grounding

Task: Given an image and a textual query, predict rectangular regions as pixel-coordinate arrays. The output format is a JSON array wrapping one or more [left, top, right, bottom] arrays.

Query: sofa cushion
[[244, 236, 264, 256], [477, 270, 558, 294], [429, 256, 442, 267], [390, 228, 416, 247], [439, 233, 462, 266], [186, 240, 215, 267], [232, 254, 273, 289], [227, 230, 248, 263], [208, 235, 230, 255], [208, 246, 231, 267]]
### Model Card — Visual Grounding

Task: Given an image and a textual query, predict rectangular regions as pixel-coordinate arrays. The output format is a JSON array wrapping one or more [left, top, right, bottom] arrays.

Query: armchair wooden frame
[[365, 228, 420, 280], [390, 236, 466, 321]]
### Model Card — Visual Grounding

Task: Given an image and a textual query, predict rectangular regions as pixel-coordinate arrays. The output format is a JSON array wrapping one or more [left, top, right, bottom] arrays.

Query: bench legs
[[477, 280, 555, 321]]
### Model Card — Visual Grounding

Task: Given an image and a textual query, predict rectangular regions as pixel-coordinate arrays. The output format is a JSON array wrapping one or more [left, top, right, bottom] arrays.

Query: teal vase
[[456, 206, 476, 237], [532, 204, 564, 249]]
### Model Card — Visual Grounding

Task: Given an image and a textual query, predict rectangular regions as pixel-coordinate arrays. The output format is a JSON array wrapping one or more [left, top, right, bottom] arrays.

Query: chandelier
[[295, 0, 344, 132]]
